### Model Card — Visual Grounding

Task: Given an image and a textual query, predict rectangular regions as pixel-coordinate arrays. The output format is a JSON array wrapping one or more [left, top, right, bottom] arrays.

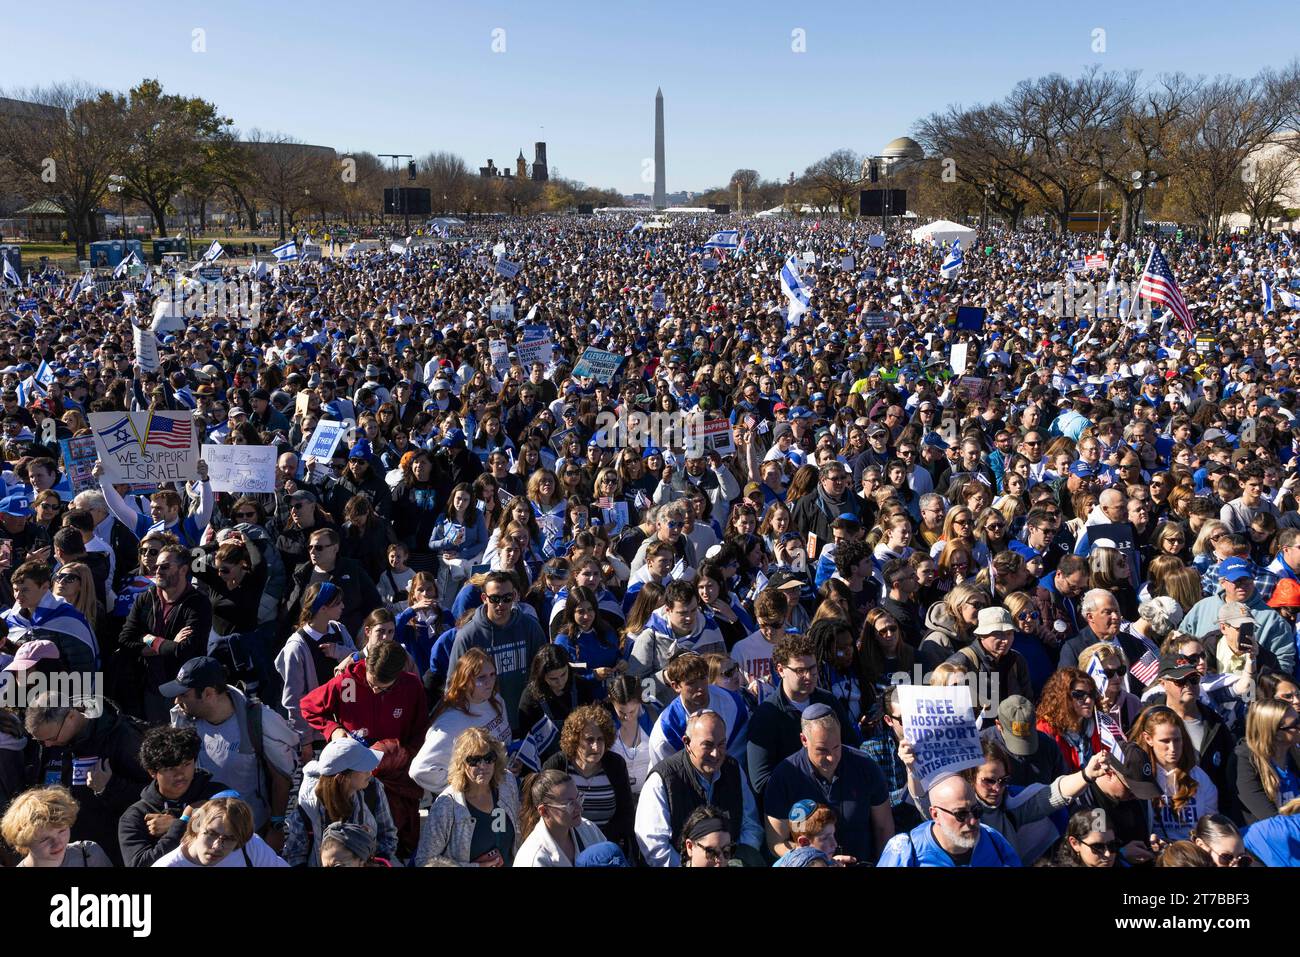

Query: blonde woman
[[1076, 642, 1142, 728], [1, 785, 112, 867], [1191, 520, 1232, 574], [152, 796, 287, 867], [52, 562, 101, 632], [1231, 698, 1300, 824], [919, 582, 987, 671], [414, 726, 521, 867]]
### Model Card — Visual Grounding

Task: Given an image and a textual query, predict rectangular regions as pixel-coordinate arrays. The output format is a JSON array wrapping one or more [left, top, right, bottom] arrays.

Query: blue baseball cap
[[0, 493, 32, 517], [348, 438, 373, 460], [1218, 556, 1254, 583], [1069, 460, 1097, 479]]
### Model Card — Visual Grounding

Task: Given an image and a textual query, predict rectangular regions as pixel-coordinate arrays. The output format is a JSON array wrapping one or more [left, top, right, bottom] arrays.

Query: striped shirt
[[571, 768, 616, 827]]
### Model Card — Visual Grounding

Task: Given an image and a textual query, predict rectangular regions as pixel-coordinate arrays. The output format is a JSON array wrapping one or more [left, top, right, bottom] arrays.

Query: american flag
[[1129, 647, 1160, 686], [1096, 712, 1127, 759], [145, 414, 192, 450], [1137, 246, 1194, 335]]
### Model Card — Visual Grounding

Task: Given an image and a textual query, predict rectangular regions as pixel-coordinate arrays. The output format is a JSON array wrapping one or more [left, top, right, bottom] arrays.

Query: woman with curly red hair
[[1036, 668, 1103, 772]]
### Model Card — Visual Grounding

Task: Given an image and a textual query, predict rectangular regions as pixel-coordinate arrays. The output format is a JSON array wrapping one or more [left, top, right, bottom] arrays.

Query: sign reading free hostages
[[896, 684, 984, 790], [89, 410, 198, 484]]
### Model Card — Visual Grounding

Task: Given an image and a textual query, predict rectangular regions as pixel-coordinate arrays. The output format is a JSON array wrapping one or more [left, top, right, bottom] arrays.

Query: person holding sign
[[93, 459, 213, 550], [877, 772, 1021, 868]]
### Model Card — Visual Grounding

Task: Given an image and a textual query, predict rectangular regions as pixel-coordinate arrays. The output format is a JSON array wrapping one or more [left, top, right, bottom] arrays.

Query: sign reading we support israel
[[90, 410, 198, 483], [572, 347, 623, 384], [496, 256, 521, 279], [896, 684, 984, 790], [201, 443, 277, 493]]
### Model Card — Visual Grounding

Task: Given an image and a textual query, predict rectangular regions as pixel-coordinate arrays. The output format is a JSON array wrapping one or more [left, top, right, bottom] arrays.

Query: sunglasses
[[485, 594, 516, 605], [234, 511, 258, 520], [1080, 839, 1123, 855], [935, 804, 983, 824], [1017, 610, 1041, 622], [666, 521, 683, 530], [721, 665, 739, 679], [465, 753, 496, 768], [53, 573, 79, 585], [1070, 689, 1096, 702], [1102, 666, 1127, 680], [1168, 674, 1201, 688]]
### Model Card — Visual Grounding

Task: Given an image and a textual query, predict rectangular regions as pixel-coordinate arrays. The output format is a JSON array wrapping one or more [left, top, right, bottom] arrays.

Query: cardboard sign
[[950, 341, 969, 376], [896, 683, 984, 790], [201, 443, 277, 493], [59, 435, 99, 494], [572, 347, 624, 384], [840, 255, 855, 272], [133, 324, 159, 375], [518, 325, 553, 367], [89, 410, 198, 484], [686, 416, 736, 457], [495, 257, 521, 279], [700, 257, 719, 273], [489, 339, 510, 376], [303, 419, 348, 479]]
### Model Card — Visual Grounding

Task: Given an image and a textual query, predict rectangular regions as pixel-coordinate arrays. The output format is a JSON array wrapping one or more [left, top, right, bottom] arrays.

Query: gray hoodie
[[445, 604, 546, 734], [274, 621, 358, 744], [283, 761, 398, 867]]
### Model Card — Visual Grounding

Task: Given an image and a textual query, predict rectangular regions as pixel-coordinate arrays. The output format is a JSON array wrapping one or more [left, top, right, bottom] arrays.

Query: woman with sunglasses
[[1152, 521, 1191, 566], [514, 768, 607, 867], [928, 506, 976, 561], [1036, 668, 1104, 773], [525, 468, 566, 559], [1130, 705, 1217, 843], [413, 726, 520, 867], [411, 648, 513, 796], [1230, 698, 1300, 824], [1192, 814, 1253, 867], [971, 507, 1009, 566], [918, 582, 986, 672], [998, 591, 1052, 698], [1052, 809, 1122, 868], [1077, 642, 1143, 729]]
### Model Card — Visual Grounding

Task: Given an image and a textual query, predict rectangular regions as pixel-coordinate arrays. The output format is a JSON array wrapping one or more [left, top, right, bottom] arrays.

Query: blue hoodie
[[877, 820, 1021, 867]]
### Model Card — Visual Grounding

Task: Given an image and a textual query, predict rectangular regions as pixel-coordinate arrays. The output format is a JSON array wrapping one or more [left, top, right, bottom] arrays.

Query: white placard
[[896, 683, 984, 790], [201, 443, 277, 493]]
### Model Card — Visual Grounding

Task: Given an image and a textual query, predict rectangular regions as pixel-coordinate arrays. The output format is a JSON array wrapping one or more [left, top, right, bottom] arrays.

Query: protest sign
[[550, 426, 579, 455], [572, 346, 623, 384], [496, 256, 521, 279], [868, 234, 886, 248], [59, 436, 99, 494], [955, 375, 991, 404], [652, 289, 666, 311], [518, 325, 553, 367], [133, 324, 159, 374], [686, 416, 736, 457], [862, 310, 892, 330], [201, 443, 277, 494], [862, 266, 879, 280], [198, 266, 223, 282], [1084, 253, 1108, 270], [89, 410, 197, 484], [955, 305, 986, 331], [489, 339, 510, 376], [304, 418, 348, 479], [490, 303, 514, 323], [896, 683, 983, 790], [950, 341, 969, 376], [840, 255, 854, 271], [700, 257, 719, 273]]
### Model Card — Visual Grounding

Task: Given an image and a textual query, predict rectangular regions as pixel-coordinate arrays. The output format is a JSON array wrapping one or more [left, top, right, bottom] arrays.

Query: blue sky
[[3, 0, 1296, 195]]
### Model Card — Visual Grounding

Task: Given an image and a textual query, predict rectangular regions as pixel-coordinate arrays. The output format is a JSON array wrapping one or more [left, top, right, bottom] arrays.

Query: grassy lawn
[[6, 234, 304, 268]]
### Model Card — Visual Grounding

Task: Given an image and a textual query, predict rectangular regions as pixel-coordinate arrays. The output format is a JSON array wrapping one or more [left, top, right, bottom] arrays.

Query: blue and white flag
[[628, 221, 644, 234], [940, 240, 963, 279], [1262, 279, 1275, 314], [780, 254, 811, 308], [201, 240, 225, 262], [271, 240, 299, 262], [1280, 288, 1300, 310], [139, 267, 153, 292], [704, 230, 739, 250], [1, 258, 21, 288], [112, 250, 140, 279]]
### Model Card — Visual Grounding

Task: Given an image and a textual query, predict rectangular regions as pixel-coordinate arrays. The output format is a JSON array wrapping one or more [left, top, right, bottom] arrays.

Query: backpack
[[295, 779, 383, 860]]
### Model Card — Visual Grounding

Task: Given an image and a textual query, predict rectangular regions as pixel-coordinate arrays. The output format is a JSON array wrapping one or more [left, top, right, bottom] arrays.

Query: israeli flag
[[1, 258, 21, 288], [779, 254, 811, 308], [704, 230, 739, 250], [1263, 279, 1275, 314], [34, 360, 54, 391], [201, 240, 225, 262], [140, 267, 153, 292], [1280, 289, 1300, 309], [628, 221, 644, 234], [113, 250, 139, 279], [272, 240, 299, 262], [940, 240, 963, 279]]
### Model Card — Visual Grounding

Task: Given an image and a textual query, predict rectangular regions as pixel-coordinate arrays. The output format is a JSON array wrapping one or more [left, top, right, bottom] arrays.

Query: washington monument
[[653, 87, 666, 208]]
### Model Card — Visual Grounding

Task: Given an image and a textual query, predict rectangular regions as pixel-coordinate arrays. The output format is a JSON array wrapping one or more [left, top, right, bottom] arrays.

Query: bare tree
[[245, 130, 325, 240], [419, 151, 474, 216], [803, 149, 863, 216], [1242, 150, 1300, 228], [0, 82, 122, 258]]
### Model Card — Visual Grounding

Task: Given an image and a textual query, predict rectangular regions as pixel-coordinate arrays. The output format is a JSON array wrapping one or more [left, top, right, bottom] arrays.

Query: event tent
[[910, 219, 977, 249]]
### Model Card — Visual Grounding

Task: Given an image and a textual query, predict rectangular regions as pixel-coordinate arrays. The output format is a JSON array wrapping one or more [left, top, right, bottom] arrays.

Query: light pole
[[108, 175, 126, 240], [378, 153, 413, 234]]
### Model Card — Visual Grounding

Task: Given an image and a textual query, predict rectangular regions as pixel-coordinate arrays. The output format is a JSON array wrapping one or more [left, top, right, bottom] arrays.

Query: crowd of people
[[2, 212, 1300, 869]]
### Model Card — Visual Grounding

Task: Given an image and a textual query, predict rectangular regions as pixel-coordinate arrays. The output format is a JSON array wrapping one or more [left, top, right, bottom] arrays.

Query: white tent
[[910, 219, 977, 249]]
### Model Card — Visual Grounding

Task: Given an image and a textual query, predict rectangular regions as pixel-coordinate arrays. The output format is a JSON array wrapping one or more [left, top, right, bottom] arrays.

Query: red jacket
[[300, 658, 429, 755], [1036, 718, 1102, 774]]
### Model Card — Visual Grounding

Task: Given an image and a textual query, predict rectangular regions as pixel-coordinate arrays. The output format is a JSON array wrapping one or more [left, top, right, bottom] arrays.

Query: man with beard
[[877, 772, 1021, 867]]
